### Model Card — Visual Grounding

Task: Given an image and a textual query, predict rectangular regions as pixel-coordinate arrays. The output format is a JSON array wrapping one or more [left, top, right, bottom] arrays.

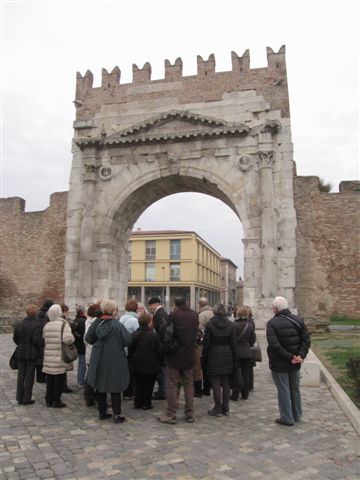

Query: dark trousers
[[45, 373, 66, 406], [232, 359, 252, 400], [84, 380, 96, 405], [249, 365, 254, 389], [97, 392, 121, 416], [123, 359, 134, 398], [211, 374, 230, 414], [36, 364, 46, 383], [201, 356, 211, 393], [17, 360, 36, 403], [134, 373, 157, 408]]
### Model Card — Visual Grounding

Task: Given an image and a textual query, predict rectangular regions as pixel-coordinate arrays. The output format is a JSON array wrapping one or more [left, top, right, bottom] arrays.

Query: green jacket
[[85, 317, 132, 393]]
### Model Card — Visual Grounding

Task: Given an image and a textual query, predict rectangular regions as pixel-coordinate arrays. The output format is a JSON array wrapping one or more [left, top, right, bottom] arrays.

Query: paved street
[[1, 333, 359, 480]]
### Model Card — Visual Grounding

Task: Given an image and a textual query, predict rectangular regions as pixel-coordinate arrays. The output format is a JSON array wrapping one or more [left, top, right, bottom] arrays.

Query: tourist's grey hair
[[198, 297, 208, 307], [213, 303, 227, 316], [100, 299, 117, 315], [272, 296, 288, 312]]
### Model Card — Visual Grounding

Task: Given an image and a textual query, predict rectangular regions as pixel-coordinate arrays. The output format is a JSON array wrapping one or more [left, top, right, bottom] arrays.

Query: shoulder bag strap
[[237, 322, 249, 340], [281, 315, 302, 332], [60, 320, 66, 341]]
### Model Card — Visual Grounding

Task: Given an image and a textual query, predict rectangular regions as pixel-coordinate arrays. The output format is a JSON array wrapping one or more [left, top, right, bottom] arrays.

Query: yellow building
[[128, 230, 223, 309]]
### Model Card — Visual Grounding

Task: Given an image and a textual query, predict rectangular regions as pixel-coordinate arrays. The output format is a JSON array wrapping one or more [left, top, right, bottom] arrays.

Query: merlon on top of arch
[[75, 46, 286, 87], [76, 110, 253, 146]]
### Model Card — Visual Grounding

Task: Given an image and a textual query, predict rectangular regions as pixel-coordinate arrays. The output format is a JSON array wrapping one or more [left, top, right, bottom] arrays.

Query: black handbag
[[251, 339, 262, 362], [61, 321, 78, 363], [9, 347, 18, 370]]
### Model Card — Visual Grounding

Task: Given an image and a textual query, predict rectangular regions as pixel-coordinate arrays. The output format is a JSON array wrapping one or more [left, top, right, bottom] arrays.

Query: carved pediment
[[76, 110, 250, 147]]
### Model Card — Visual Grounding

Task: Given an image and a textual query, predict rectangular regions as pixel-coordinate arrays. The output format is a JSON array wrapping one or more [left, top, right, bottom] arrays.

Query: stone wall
[[0, 192, 68, 330], [1, 175, 359, 331], [294, 177, 360, 329]]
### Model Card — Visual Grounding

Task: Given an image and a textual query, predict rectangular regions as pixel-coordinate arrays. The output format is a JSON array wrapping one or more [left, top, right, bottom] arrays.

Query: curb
[[308, 349, 360, 437]]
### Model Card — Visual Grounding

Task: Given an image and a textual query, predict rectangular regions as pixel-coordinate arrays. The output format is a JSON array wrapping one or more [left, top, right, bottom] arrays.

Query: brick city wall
[[294, 177, 360, 328], [74, 46, 289, 122], [0, 192, 68, 331], [1, 177, 359, 330]]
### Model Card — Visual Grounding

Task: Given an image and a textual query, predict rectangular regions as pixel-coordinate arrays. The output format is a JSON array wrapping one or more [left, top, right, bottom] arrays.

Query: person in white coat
[[42, 304, 75, 408]]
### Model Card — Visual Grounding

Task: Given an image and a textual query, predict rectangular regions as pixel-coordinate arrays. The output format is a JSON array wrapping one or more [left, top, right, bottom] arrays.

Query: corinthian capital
[[256, 151, 274, 170]]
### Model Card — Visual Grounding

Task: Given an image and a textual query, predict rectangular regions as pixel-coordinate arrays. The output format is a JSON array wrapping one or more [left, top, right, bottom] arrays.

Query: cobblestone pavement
[[1, 333, 359, 480]]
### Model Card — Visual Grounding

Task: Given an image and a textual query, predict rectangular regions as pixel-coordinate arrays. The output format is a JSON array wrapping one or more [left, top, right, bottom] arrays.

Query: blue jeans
[[77, 354, 86, 385], [156, 366, 166, 397], [271, 370, 302, 424]]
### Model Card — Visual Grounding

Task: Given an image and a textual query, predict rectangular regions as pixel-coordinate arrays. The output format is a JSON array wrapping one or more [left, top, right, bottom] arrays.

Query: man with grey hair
[[266, 296, 310, 426]]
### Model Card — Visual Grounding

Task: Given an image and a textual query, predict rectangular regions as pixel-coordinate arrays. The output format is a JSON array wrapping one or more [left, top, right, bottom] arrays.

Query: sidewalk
[[1, 333, 359, 480]]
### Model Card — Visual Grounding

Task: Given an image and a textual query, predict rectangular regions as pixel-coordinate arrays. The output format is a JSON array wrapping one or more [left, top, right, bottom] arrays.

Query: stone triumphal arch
[[65, 46, 297, 322]]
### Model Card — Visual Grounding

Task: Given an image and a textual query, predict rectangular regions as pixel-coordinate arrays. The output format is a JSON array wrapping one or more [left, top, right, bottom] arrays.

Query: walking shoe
[[152, 392, 166, 400], [52, 402, 66, 408], [142, 405, 154, 410], [222, 407, 230, 416], [207, 409, 222, 418], [22, 400, 35, 405], [275, 418, 294, 426], [46, 402, 52, 408], [158, 415, 176, 424], [99, 413, 112, 420], [62, 387, 72, 393], [185, 415, 195, 423], [113, 415, 126, 423]]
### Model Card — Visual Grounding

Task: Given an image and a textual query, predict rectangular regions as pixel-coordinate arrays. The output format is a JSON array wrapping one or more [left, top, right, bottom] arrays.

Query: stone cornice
[[75, 110, 251, 147]]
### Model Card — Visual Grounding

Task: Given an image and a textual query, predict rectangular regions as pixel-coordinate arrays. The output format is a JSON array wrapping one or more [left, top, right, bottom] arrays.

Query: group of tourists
[[12, 294, 310, 427]]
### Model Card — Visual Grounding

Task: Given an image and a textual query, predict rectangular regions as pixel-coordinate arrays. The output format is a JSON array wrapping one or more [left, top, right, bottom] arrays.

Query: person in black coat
[[72, 305, 87, 386], [266, 296, 311, 426], [128, 312, 161, 410], [202, 304, 237, 417], [231, 306, 256, 401], [148, 297, 168, 400], [13, 304, 44, 405]]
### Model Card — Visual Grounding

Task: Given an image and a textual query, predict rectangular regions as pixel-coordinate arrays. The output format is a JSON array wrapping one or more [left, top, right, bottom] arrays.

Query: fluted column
[[257, 151, 278, 300], [78, 150, 97, 303]]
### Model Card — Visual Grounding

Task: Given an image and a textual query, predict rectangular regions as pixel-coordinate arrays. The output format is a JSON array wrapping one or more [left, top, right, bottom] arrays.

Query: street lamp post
[[161, 266, 165, 308]]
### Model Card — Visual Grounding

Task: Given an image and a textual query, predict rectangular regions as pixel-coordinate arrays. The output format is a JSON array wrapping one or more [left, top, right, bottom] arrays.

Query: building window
[[146, 240, 156, 260], [170, 263, 181, 281], [145, 263, 156, 281], [170, 239, 181, 260]]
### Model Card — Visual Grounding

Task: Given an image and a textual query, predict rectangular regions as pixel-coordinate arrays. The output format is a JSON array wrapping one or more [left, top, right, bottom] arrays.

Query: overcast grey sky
[[2, 0, 359, 275]]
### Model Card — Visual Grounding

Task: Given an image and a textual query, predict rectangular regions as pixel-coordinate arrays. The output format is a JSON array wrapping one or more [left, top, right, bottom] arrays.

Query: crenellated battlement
[[76, 46, 286, 88], [74, 46, 289, 122]]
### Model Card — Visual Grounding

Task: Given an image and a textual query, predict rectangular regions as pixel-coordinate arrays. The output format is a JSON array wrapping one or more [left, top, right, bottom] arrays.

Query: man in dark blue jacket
[[266, 296, 311, 426]]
